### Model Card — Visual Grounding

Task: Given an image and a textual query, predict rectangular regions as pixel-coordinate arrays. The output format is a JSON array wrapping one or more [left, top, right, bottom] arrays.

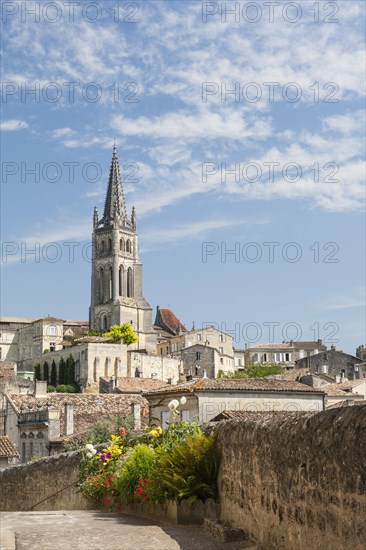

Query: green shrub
[[156, 431, 219, 504], [115, 444, 158, 505], [55, 384, 68, 392], [47, 385, 56, 392]]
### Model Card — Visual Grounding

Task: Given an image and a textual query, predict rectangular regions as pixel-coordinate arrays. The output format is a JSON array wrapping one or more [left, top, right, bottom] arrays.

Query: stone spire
[[102, 144, 127, 227]]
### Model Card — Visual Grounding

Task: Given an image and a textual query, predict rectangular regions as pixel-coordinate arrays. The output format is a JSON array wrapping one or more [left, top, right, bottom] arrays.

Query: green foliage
[[58, 357, 66, 385], [156, 422, 201, 453], [55, 384, 77, 393], [86, 329, 101, 336], [87, 415, 135, 447], [66, 354, 75, 385], [156, 431, 219, 504], [102, 324, 138, 345], [51, 360, 57, 386], [43, 349, 49, 354], [34, 364, 41, 381], [223, 363, 283, 379], [47, 385, 56, 392], [43, 361, 49, 384], [115, 444, 158, 505], [216, 369, 224, 378]]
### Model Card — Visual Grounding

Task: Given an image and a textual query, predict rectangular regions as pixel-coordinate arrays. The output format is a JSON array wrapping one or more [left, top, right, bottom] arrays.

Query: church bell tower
[[89, 145, 156, 353]]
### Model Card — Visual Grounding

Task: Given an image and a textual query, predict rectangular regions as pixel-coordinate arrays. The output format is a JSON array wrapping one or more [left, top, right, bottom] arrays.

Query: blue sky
[[1, 0, 365, 354]]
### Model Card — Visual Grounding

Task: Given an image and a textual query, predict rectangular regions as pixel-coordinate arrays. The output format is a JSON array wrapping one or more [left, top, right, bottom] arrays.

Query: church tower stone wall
[[89, 145, 157, 354]]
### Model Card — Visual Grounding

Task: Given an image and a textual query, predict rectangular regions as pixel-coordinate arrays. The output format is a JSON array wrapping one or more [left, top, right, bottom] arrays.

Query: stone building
[[89, 145, 156, 354], [234, 340, 327, 369], [0, 436, 19, 468], [3, 381, 149, 462], [181, 344, 234, 379], [0, 316, 88, 366], [295, 345, 365, 379], [145, 378, 325, 427]]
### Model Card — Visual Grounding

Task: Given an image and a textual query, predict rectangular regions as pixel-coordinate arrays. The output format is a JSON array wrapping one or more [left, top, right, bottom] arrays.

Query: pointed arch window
[[99, 268, 104, 303], [100, 240, 105, 254], [126, 239, 131, 254], [120, 238, 124, 252], [109, 266, 113, 300], [127, 267, 133, 297], [108, 238, 112, 252], [103, 316, 108, 331], [119, 265, 124, 296]]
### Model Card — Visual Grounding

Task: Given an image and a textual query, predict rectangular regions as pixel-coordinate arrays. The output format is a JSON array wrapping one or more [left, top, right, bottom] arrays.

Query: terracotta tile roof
[[328, 379, 366, 390], [154, 307, 187, 336], [277, 368, 309, 381], [210, 410, 309, 422], [0, 435, 19, 458], [320, 386, 350, 396], [248, 342, 326, 350], [145, 377, 325, 396], [112, 377, 170, 393], [74, 336, 112, 344], [327, 400, 366, 409], [9, 393, 149, 441]]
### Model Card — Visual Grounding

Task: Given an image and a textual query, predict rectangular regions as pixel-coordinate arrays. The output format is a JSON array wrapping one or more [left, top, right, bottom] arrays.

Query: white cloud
[[323, 111, 366, 134], [141, 217, 269, 245], [0, 119, 28, 131]]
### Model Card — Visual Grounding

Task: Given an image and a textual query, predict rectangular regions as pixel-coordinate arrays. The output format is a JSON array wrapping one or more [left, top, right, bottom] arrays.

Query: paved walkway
[[0, 510, 257, 550]]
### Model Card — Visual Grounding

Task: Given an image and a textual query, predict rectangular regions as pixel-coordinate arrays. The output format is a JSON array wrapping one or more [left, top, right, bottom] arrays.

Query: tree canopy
[[102, 324, 138, 345]]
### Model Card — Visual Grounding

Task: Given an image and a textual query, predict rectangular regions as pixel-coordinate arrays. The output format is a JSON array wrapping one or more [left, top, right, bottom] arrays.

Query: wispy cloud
[[1, 119, 28, 131]]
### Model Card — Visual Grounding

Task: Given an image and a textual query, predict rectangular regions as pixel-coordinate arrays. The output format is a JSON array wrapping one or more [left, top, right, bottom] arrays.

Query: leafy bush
[[223, 363, 283, 378], [47, 385, 56, 392], [87, 415, 134, 446], [156, 431, 219, 504], [115, 444, 158, 505], [55, 384, 78, 393]]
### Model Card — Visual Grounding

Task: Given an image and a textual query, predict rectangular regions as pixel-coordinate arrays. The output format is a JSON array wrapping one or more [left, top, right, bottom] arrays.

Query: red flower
[[118, 427, 126, 436], [104, 481, 109, 486]]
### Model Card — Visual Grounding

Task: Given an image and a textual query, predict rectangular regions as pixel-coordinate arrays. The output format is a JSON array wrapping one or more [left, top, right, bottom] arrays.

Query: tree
[[34, 363, 41, 381], [43, 361, 50, 384], [66, 354, 75, 385], [102, 324, 138, 345], [59, 357, 66, 385], [223, 363, 283, 379], [51, 360, 57, 386]]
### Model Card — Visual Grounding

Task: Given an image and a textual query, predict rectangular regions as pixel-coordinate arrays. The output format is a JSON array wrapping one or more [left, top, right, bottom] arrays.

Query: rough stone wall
[[0, 450, 90, 511], [216, 408, 366, 550]]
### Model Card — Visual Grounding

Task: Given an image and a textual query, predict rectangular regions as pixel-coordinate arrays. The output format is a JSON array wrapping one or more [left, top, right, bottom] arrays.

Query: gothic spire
[[102, 144, 127, 227]]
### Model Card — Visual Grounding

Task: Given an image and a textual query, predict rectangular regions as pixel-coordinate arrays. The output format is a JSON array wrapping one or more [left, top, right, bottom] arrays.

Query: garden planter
[[120, 498, 220, 525]]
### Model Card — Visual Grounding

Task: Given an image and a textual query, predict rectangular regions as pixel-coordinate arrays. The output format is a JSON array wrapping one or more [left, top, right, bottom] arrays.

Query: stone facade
[[216, 407, 366, 550], [181, 344, 234, 379], [0, 316, 88, 366], [235, 340, 327, 369], [146, 379, 325, 427], [295, 346, 365, 379]]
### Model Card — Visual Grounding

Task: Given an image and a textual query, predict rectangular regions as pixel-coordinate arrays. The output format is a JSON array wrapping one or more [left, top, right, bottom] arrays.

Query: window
[[126, 239, 131, 253], [196, 351, 201, 360], [181, 410, 190, 422], [0, 347, 2, 360], [50, 343, 55, 352], [219, 347, 223, 354], [197, 334, 202, 341], [263, 353, 267, 363], [285, 353, 291, 362], [48, 325, 57, 336], [119, 238, 124, 251], [160, 348, 163, 356], [219, 334, 224, 342], [220, 358, 223, 364], [238, 358, 242, 366]]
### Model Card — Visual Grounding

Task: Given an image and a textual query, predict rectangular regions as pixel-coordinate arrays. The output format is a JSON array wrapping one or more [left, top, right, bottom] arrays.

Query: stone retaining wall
[[216, 408, 366, 550]]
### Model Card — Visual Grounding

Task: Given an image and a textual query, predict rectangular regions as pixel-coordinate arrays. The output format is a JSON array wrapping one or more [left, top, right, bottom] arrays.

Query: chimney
[[35, 380, 47, 397], [47, 406, 60, 440], [132, 403, 141, 430], [64, 402, 74, 436]]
